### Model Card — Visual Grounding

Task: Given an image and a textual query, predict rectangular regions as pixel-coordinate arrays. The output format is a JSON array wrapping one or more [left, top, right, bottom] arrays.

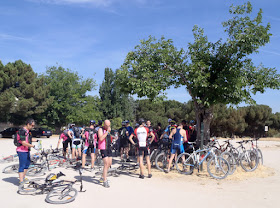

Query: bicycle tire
[[26, 165, 48, 176], [2, 164, 19, 174], [240, 150, 259, 172], [257, 149, 263, 165], [155, 152, 168, 172], [176, 153, 194, 175], [45, 187, 78, 204], [220, 151, 237, 175], [18, 184, 39, 194], [150, 149, 159, 166], [207, 156, 230, 179]]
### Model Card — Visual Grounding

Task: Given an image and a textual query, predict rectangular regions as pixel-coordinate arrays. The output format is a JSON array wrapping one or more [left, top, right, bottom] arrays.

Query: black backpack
[[120, 127, 127, 140], [87, 129, 96, 147], [73, 127, 81, 138], [14, 128, 32, 147]]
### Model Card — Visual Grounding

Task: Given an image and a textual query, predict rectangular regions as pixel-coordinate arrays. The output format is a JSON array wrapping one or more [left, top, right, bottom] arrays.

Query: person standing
[[119, 121, 129, 162], [17, 118, 40, 190], [165, 121, 187, 173], [56, 126, 72, 158], [125, 120, 134, 162], [98, 120, 113, 188], [129, 118, 155, 179], [82, 120, 97, 171]]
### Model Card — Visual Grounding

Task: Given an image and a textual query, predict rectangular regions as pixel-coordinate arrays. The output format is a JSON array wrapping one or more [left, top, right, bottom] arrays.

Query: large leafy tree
[[117, 2, 280, 143], [99, 68, 134, 121], [41, 66, 96, 128], [0, 60, 52, 124]]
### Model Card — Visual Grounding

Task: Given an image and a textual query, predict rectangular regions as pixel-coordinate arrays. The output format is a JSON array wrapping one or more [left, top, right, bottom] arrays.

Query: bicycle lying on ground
[[18, 162, 85, 204]]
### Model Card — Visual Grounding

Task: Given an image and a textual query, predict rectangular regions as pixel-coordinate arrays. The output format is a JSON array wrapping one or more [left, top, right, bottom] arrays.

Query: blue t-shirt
[[126, 126, 134, 136]]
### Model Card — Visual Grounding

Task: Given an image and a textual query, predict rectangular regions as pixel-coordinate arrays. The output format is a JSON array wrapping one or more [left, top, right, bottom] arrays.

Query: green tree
[[117, 2, 280, 143], [99, 68, 134, 122], [0, 60, 52, 124], [41, 66, 96, 128]]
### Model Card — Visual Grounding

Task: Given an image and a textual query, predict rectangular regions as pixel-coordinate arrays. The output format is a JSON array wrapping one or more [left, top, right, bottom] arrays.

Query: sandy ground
[[0, 136, 279, 208]]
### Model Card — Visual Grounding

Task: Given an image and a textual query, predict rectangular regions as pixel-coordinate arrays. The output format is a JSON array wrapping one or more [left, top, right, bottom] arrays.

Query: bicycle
[[155, 139, 173, 172], [176, 144, 230, 179], [19, 162, 85, 204]]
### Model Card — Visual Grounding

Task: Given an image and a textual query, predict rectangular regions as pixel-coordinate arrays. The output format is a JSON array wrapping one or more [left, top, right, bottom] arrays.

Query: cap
[[89, 120, 95, 124], [168, 118, 172, 123]]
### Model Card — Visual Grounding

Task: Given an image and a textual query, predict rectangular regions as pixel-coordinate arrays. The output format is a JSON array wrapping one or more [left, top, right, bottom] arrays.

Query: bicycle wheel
[[257, 149, 263, 165], [45, 187, 78, 204], [220, 151, 237, 175], [155, 152, 168, 172], [150, 149, 159, 167], [2, 164, 19, 174], [176, 153, 194, 175], [18, 184, 38, 194], [240, 151, 259, 172], [207, 156, 230, 179], [26, 165, 48, 176]]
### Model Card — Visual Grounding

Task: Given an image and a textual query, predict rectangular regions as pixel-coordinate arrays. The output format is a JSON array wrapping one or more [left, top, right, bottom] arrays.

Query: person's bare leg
[[146, 156, 151, 174], [102, 157, 109, 181], [19, 172, 24, 182], [139, 155, 144, 175], [82, 153, 86, 168], [167, 154, 175, 172], [91, 153, 95, 168]]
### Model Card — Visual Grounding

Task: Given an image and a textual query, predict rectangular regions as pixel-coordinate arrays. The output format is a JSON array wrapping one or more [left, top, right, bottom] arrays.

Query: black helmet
[[89, 120, 95, 125], [121, 121, 126, 126], [98, 120, 103, 126], [138, 118, 145, 124]]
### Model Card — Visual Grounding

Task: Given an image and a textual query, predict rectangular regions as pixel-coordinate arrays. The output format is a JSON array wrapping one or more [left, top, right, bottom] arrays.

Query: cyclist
[[82, 120, 96, 171], [119, 121, 129, 162], [125, 120, 134, 162], [165, 121, 187, 173], [129, 118, 155, 179], [98, 120, 113, 188], [69, 124, 82, 160], [189, 120, 197, 142], [17, 118, 40, 190], [56, 126, 72, 158], [159, 118, 177, 140]]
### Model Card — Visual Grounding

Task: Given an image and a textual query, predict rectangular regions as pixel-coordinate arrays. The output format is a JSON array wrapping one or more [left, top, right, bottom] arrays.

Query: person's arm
[[98, 127, 111, 142], [21, 141, 35, 148], [32, 138, 39, 142], [169, 128, 176, 139], [67, 130, 72, 139], [149, 132, 155, 143], [182, 129, 187, 142], [128, 134, 136, 145]]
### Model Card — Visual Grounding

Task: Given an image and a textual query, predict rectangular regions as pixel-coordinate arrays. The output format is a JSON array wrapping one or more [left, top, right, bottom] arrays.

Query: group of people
[[15, 117, 197, 190]]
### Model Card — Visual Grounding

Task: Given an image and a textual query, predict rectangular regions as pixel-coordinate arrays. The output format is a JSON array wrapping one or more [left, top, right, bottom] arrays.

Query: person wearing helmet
[[56, 126, 72, 158], [160, 119, 177, 140], [125, 120, 134, 162], [119, 121, 129, 162], [129, 118, 155, 179]]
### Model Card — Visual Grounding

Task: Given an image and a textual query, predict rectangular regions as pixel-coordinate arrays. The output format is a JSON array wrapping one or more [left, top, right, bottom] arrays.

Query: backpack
[[14, 128, 32, 147], [88, 129, 95, 147], [120, 127, 127, 140], [73, 127, 81, 138]]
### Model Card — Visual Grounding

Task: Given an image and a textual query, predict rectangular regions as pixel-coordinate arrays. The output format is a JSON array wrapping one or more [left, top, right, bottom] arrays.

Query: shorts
[[171, 144, 184, 155], [100, 149, 112, 158], [72, 140, 82, 149], [138, 147, 149, 157], [120, 139, 129, 148], [83, 146, 96, 154], [17, 151, 31, 172], [63, 138, 72, 152]]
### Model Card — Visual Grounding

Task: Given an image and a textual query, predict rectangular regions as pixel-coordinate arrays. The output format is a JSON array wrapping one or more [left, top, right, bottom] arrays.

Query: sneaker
[[139, 174, 144, 179], [126, 158, 131, 162], [18, 181, 24, 191], [164, 170, 169, 174], [148, 174, 152, 178], [99, 177, 104, 183], [103, 180, 110, 188], [23, 177, 29, 184], [90, 167, 95, 172], [121, 159, 125, 162]]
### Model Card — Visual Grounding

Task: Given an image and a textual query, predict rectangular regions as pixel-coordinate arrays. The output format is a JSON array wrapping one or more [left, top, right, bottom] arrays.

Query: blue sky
[[0, 0, 279, 113]]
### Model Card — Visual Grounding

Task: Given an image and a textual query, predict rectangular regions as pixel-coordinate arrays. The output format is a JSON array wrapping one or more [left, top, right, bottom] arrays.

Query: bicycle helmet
[[138, 118, 145, 124], [98, 120, 103, 126], [89, 120, 96, 125]]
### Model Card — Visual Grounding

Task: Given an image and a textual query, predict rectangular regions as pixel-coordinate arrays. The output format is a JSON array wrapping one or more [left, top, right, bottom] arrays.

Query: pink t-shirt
[[60, 133, 68, 141], [98, 128, 112, 150], [16, 127, 30, 153], [84, 131, 97, 148]]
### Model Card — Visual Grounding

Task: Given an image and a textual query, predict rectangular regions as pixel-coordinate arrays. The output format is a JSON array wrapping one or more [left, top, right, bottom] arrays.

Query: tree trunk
[[194, 101, 213, 147]]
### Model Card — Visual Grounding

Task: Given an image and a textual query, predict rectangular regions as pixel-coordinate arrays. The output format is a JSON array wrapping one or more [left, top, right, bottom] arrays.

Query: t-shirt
[[98, 128, 112, 150], [133, 126, 150, 147], [126, 126, 134, 137], [60, 133, 68, 142], [16, 127, 31, 153]]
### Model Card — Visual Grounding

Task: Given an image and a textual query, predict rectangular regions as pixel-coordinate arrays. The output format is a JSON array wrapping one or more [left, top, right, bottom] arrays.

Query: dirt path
[[0, 137, 279, 208]]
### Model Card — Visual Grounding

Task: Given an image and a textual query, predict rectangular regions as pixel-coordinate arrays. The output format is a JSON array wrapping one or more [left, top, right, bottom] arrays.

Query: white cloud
[[0, 33, 32, 41]]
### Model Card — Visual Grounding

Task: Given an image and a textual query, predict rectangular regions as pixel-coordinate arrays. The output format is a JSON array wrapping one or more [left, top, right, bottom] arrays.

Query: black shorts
[[120, 139, 129, 148], [138, 147, 149, 157], [62, 138, 72, 152], [100, 149, 112, 158]]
